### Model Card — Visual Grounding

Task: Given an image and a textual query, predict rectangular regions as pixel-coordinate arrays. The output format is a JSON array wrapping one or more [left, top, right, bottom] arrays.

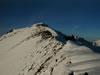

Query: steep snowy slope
[[0, 23, 100, 75]]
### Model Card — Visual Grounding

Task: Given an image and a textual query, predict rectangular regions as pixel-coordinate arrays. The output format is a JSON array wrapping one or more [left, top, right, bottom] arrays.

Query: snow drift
[[0, 23, 100, 75]]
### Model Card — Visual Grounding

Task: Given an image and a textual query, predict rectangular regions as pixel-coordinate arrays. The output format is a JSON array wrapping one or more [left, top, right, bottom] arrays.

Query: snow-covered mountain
[[93, 40, 100, 47], [0, 23, 100, 75]]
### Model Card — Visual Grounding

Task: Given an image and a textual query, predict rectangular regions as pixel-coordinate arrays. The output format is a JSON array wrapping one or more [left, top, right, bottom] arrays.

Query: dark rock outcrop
[[41, 30, 52, 39]]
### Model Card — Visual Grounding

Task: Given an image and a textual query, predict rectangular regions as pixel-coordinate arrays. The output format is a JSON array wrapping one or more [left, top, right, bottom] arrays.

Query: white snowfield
[[0, 23, 100, 75]]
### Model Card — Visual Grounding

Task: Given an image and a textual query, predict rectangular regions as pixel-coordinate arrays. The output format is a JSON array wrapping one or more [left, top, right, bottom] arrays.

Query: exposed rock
[[41, 30, 52, 39]]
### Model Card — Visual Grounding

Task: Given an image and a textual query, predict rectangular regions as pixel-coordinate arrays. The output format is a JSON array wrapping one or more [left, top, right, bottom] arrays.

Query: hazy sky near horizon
[[0, 0, 100, 41]]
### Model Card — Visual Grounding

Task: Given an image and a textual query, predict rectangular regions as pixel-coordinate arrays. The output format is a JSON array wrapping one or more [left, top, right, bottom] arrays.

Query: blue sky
[[0, 0, 100, 41]]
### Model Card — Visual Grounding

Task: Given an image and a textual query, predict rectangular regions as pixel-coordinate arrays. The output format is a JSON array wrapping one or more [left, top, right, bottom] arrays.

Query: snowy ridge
[[0, 23, 100, 75]]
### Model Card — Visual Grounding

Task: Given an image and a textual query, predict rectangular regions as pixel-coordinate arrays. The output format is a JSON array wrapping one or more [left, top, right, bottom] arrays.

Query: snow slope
[[0, 23, 100, 75]]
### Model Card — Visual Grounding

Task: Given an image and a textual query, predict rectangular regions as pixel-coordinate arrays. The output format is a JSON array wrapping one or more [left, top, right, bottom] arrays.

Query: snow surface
[[0, 23, 100, 75]]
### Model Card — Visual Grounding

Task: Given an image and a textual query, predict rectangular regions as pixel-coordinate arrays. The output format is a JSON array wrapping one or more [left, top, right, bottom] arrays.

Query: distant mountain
[[0, 23, 100, 75], [93, 40, 100, 47]]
